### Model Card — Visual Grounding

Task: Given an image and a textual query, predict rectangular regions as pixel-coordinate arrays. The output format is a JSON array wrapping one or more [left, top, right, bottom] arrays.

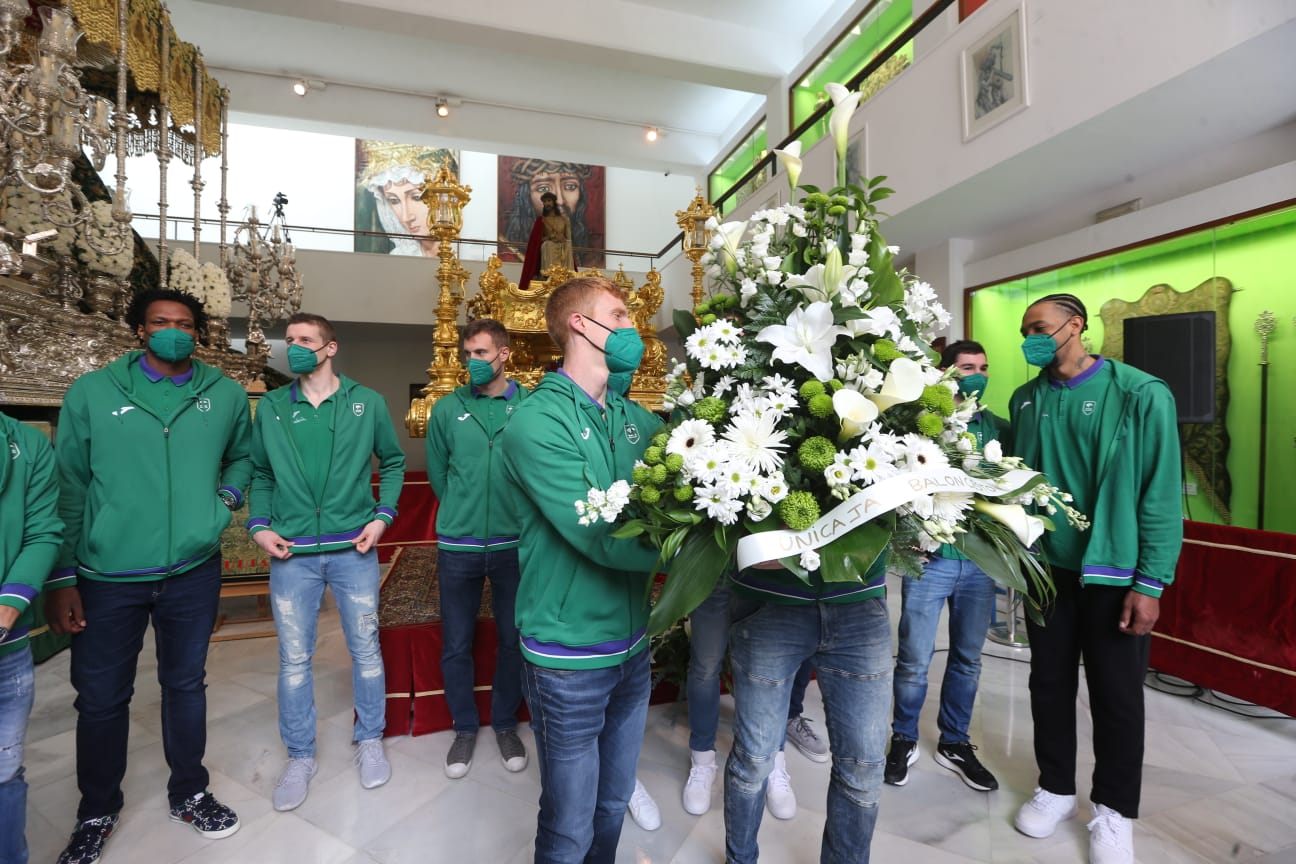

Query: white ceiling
[[166, 0, 854, 174]]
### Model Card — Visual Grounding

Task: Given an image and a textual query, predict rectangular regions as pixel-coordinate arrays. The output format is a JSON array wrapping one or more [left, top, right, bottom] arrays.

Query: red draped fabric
[[371, 471, 438, 563], [516, 216, 547, 290], [1153, 521, 1296, 715]]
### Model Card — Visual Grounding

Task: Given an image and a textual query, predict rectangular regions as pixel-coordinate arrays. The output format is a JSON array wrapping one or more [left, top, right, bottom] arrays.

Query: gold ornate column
[[675, 187, 716, 310], [406, 162, 471, 438]]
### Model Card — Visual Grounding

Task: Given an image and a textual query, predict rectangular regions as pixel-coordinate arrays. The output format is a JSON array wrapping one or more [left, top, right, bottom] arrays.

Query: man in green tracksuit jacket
[[501, 276, 662, 863], [426, 318, 529, 780], [1, 410, 62, 864], [46, 289, 252, 864], [247, 312, 406, 813], [1008, 293, 1182, 864]]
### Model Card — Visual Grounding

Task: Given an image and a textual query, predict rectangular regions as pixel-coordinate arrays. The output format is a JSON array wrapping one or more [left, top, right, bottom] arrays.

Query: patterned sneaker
[[169, 791, 240, 839], [355, 738, 392, 789], [935, 741, 999, 791], [272, 756, 318, 811], [884, 734, 919, 786], [785, 715, 830, 763], [445, 730, 477, 779], [56, 814, 119, 864], [627, 778, 661, 831], [497, 729, 528, 773]]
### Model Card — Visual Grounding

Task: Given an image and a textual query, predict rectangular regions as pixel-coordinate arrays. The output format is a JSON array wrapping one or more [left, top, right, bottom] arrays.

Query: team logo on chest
[[196, 397, 212, 413], [1082, 400, 1096, 416], [8, 442, 18, 460], [353, 402, 365, 416], [623, 423, 640, 444]]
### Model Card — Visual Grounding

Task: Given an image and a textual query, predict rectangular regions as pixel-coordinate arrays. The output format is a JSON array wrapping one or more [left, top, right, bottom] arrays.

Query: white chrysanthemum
[[720, 411, 788, 474], [666, 420, 716, 459], [685, 447, 727, 484], [931, 491, 975, 524], [824, 455, 853, 488], [711, 375, 735, 397], [896, 434, 950, 472], [694, 482, 743, 525], [847, 443, 898, 485]]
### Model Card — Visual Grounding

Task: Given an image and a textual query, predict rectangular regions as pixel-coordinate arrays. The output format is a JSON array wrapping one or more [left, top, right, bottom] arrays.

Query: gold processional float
[[405, 162, 686, 437]]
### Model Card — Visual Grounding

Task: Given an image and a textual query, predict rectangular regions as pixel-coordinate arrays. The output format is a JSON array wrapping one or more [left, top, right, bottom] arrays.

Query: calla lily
[[833, 387, 879, 442], [773, 141, 803, 193], [974, 499, 1046, 548], [865, 356, 924, 413], [822, 246, 843, 298], [713, 219, 749, 277], [757, 301, 847, 382], [825, 83, 863, 187]]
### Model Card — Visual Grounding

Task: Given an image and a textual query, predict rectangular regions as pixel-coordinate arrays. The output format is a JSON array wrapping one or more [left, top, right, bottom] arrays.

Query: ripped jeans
[[270, 548, 386, 757]]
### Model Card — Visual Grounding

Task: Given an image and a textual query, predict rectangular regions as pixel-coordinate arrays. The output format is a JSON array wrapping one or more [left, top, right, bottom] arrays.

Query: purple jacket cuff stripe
[[219, 486, 245, 508]]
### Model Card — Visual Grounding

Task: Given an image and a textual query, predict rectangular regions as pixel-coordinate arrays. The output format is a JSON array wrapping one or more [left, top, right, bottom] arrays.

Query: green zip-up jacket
[[1, 412, 62, 656], [1009, 357, 1182, 597], [248, 376, 406, 553], [500, 372, 663, 670], [426, 380, 527, 552], [47, 352, 252, 588]]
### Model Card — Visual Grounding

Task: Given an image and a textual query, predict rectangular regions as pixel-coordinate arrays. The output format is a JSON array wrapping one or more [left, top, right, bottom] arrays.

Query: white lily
[[757, 301, 847, 382], [865, 356, 925, 413], [714, 219, 749, 277], [833, 387, 879, 443], [773, 141, 803, 193], [826, 82, 863, 187], [784, 255, 857, 304], [974, 499, 1046, 547]]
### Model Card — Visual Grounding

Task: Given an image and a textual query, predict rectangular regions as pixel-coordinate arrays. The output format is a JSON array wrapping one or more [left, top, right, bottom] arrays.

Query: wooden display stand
[[212, 577, 275, 641]]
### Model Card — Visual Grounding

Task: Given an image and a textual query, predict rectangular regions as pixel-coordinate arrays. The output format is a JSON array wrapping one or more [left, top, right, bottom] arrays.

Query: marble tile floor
[[21, 576, 1296, 864]]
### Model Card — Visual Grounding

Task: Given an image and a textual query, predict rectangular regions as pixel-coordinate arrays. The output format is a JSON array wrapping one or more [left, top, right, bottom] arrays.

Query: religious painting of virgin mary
[[355, 140, 460, 257], [498, 156, 605, 268]]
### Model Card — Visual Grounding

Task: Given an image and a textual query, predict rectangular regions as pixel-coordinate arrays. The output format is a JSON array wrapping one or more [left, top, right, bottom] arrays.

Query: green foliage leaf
[[954, 525, 1028, 594], [647, 530, 732, 636], [673, 308, 698, 341], [819, 522, 892, 583], [610, 521, 646, 539]]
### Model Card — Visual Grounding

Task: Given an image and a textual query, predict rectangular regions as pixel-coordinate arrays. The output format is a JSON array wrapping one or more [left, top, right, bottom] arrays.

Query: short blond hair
[[546, 276, 627, 351]]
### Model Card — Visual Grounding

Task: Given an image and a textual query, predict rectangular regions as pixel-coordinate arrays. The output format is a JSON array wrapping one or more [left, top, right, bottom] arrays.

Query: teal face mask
[[957, 373, 988, 398], [467, 354, 501, 387], [1021, 321, 1072, 368], [607, 370, 634, 397], [148, 328, 195, 363], [583, 316, 645, 374], [287, 343, 325, 374]]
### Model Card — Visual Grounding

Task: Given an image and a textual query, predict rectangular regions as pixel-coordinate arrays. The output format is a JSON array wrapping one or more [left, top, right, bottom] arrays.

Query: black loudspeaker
[[1123, 311, 1216, 423]]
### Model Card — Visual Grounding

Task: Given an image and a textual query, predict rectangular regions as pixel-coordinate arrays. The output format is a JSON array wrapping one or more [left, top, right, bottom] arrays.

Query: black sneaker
[[935, 741, 999, 791], [57, 814, 119, 864], [884, 735, 919, 786], [169, 790, 241, 838]]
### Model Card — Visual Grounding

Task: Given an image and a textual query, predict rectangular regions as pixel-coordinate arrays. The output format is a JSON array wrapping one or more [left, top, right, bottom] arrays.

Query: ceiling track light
[[435, 98, 449, 117], [291, 78, 325, 97], [645, 126, 661, 142]]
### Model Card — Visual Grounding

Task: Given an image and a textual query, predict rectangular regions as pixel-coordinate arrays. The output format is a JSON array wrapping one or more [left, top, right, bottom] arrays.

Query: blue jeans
[[725, 595, 891, 864], [892, 555, 996, 744], [270, 548, 385, 757], [523, 649, 650, 864], [788, 658, 814, 719], [686, 581, 729, 752], [0, 647, 34, 864], [72, 557, 221, 817], [437, 548, 523, 733]]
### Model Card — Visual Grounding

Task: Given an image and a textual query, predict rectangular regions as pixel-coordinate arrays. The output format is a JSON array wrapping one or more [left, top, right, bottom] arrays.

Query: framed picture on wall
[[960, 4, 1029, 141]]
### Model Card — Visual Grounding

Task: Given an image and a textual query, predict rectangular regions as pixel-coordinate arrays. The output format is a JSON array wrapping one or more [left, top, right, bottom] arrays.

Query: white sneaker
[[627, 778, 661, 831], [1014, 787, 1078, 838], [683, 749, 719, 815], [765, 751, 796, 820], [272, 756, 317, 811], [355, 738, 391, 789], [1087, 803, 1134, 864]]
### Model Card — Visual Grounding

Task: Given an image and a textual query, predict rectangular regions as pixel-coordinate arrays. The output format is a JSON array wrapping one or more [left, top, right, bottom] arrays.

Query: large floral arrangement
[[0, 185, 77, 258], [200, 261, 232, 318], [76, 200, 133, 277], [579, 85, 1087, 634], [168, 249, 203, 298]]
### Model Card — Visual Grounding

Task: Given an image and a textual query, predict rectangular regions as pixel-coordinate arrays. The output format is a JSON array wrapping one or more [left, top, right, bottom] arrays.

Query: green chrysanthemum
[[798, 380, 825, 400], [632, 465, 652, 485], [639, 485, 662, 505], [917, 411, 945, 438], [873, 339, 903, 362], [651, 432, 669, 449], [808, 393, 835, 418], [673, 485, 694, 502], [919, 384, 955, 417], [664, 453, 684, 472], [695, 301, 713, 315], [779, 491, 821, 531], [827, 379, 845, 392], [797, 436, 837, 473], [693, 396, 728, 423], [650, 464, 669, 484], [643, 446, 663, 466], [701, 313, 718, 325]]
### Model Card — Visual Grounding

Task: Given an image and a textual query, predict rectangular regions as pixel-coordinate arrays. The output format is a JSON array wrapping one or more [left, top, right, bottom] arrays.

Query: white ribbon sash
[[735, 467, 1041, 570]]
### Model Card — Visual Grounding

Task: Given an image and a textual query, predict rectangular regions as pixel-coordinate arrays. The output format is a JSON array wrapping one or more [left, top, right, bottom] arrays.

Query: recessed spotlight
[[645, 127, 659, 142], [436, 98, 449, 118]]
